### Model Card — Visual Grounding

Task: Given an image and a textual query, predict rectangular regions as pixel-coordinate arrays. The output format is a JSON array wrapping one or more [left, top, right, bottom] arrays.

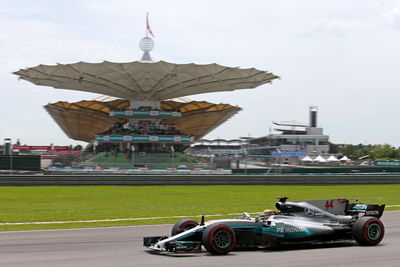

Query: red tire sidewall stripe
[[363, 218, 384, 244], [209, 225, 236, 253]]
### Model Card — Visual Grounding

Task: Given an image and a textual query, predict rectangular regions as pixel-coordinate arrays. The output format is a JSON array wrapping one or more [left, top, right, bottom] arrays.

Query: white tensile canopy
[[327, 155, 339, 162], [314, 155, 327, 162], [340, 155, 350, 161], [301, 155, 313, 161], [13, 60, 279, 101]]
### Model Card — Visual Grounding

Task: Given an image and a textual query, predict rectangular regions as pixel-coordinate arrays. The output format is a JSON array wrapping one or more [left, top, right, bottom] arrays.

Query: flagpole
[[146, 12, 149, 37], [145, 12, 155, 38]]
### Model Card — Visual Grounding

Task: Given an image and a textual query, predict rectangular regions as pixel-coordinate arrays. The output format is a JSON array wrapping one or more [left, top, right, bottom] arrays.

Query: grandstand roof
[[273, 120, 308, 127], [44, 99, 241, 142], [14, 60, 279, 101]]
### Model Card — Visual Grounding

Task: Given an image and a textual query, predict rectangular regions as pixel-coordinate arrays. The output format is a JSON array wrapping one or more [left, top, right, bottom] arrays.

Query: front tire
[[202, 224, 236, 255], [171, 219, 199, 236], [352, 216, 385, 246]]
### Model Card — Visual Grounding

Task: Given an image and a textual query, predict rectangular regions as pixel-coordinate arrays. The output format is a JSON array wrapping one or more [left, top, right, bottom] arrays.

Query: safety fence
[[47, 166, 230, 174]]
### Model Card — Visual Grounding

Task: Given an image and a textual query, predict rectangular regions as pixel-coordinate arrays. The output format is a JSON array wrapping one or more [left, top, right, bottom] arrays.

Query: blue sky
[[1, 0, 400, 147]]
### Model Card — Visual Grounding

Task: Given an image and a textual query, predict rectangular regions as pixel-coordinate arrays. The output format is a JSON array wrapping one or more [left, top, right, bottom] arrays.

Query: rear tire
[[352, 216, 384, 246], [202, 224, 236, 255], [171, 219, 199, 236]]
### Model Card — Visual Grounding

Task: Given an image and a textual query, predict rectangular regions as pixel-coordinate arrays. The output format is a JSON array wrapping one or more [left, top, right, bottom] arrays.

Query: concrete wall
[[0, 174, 399, 186]]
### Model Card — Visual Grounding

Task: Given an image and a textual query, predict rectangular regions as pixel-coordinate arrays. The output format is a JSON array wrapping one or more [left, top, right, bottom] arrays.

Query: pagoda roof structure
[[44, 98, 241, 142], [14, 17, 279, 146], [14, 60, 279, 100]]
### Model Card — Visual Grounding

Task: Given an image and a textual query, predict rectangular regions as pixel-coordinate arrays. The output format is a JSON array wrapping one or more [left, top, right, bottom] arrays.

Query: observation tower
[[13, 17, 279, 155]]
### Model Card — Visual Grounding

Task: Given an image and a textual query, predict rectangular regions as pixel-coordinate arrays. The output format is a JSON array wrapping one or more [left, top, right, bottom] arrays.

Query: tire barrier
[[0, 174, 400, 186]]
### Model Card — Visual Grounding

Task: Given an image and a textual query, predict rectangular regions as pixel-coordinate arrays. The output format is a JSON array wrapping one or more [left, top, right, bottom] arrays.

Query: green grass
[[0, 185, 399, 231]]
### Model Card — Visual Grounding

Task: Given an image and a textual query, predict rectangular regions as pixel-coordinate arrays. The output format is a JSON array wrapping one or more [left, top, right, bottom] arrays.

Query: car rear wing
[[276, 197, 385, 218], [346, 203, 385, 218]]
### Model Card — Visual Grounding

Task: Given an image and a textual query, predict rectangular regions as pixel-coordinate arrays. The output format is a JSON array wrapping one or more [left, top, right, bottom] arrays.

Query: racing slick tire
[[352, 216, 385, 246], [171, 219, 199, 236], [202, 224, 236, 255]]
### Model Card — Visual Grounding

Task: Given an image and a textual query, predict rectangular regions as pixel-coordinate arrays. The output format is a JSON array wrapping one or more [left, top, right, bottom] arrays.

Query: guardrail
[[0, 174, 399, 186]]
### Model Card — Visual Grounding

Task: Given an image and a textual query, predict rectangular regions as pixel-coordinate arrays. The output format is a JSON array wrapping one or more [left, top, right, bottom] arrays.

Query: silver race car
[[144, 197, 385, 255]]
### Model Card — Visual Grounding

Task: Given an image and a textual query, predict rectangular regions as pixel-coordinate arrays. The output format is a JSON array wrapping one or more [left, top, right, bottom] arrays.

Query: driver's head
[[259, 209, 276, 220]]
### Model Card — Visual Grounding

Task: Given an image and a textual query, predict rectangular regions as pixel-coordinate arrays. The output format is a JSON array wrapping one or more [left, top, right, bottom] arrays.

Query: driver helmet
[[259, 209, 276, 220]]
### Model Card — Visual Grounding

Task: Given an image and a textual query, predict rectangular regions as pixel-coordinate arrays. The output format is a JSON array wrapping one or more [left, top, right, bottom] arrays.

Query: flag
[[146, 12, 155, 38]]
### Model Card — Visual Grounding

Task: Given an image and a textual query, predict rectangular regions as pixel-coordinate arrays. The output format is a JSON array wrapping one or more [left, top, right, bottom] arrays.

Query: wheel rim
[[367, 223, 381, 240], [214, 230, 232, 249]]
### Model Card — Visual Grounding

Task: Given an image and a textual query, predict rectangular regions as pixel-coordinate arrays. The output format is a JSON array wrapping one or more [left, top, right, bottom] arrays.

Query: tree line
[[329, 143, 400, 160]]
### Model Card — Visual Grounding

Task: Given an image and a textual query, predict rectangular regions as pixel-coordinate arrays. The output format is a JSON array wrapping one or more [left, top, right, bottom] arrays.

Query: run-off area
[[0, 185, 399, 231]]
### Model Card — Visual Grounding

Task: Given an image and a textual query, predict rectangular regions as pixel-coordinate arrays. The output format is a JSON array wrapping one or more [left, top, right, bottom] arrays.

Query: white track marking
[[2, 206, 399, 226]]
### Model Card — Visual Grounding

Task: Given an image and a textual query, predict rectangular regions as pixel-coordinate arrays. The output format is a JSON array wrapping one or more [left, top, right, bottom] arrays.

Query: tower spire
[[139, 12, 155, 61], [146, 12, 155, 38]]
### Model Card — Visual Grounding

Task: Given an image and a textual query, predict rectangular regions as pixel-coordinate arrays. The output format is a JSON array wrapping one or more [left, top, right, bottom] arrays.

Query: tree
[[368, 144, 398, 160], [329, 142, 339, 154], [73, 145, 83, 151], [335, 143, 400, 160]]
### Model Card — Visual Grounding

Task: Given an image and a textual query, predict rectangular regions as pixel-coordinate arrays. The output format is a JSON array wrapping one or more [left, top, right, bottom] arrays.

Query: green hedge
[[232, 166, 400, 174]]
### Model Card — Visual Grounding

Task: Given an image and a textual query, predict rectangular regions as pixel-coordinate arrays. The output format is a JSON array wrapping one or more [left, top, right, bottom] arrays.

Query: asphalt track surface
[[1, 211, 400, 267]]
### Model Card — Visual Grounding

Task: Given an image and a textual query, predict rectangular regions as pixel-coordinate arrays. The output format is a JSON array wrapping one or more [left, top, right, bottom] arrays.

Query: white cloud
[[381, 2, 400, 29], [300, 19, 371, 37], [300, 1, 400, 37]]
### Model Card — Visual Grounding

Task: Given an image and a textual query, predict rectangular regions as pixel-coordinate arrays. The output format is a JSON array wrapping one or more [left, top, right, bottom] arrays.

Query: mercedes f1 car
[[144, 197, 385, 255]]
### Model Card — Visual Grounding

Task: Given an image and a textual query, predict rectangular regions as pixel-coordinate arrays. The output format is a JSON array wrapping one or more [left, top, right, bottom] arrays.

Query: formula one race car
[[144, 197, 385, 255]]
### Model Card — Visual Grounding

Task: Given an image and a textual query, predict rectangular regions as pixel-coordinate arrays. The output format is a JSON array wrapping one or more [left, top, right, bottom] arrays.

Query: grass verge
[[0, 185, 399, 231]]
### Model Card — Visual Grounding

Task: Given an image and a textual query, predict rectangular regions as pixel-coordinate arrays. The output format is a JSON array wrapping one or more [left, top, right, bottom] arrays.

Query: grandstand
[[189, 139, 245, 157], [13, 24, 278, 168], [89, 151, 198, 168]]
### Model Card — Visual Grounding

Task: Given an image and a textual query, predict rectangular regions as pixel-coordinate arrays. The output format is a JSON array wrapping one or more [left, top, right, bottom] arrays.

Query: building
[[248, 106, 330, 165], [189, 139, 245, 157]]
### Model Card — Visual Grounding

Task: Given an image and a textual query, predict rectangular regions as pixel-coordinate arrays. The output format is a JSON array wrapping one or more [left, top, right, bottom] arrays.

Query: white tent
[[327, 155, 339, 162], [301, 155, 313, 161], [339, 155, 350, 161], [314, 155, 327, 162]]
